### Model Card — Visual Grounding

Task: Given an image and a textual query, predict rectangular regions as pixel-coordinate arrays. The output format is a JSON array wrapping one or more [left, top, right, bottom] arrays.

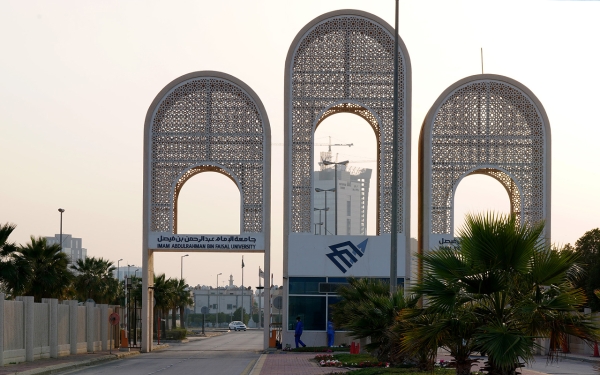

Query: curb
[[12, 346, 173, 375], [15, 351, 141, 375]]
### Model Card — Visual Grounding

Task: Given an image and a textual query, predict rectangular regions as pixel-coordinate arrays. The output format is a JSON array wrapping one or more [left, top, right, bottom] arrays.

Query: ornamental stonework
[[150, 77, 265, 233], [429, 80, 545, 234], [289, 14, 408, 234]]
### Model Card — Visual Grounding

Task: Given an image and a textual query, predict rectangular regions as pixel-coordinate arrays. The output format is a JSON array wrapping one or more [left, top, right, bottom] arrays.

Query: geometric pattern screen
[[289, 14, 407, 234], [149, 77, 266, 234], [429, 79, 546, 234]]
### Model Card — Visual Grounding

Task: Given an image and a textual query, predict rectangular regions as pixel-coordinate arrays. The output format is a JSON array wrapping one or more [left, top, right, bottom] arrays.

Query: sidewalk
[[0, 345, 168, 375], [250, 352, 349, 375], [250, 351, 600, 375]]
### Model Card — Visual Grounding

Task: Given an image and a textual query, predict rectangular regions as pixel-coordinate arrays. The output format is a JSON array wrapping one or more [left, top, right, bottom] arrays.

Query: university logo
[[326, 239, 368, 273]]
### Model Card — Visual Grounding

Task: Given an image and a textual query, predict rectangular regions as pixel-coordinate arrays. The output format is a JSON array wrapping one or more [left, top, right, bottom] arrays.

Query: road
[[64, 330, 263, 375], [525, 356, 598, 375]]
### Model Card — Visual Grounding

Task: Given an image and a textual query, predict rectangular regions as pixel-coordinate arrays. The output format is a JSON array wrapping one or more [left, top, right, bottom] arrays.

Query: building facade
[[45, 234, 87, 265]]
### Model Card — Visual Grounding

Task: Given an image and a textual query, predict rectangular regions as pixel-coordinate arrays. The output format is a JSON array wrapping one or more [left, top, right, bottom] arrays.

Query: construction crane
[[271, 137, 353, 150]]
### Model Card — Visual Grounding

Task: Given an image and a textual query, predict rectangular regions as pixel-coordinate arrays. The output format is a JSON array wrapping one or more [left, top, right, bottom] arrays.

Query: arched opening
[[313, 110, 379, 236], [453, 174, 512, 235], [176, 171, 241, 235]]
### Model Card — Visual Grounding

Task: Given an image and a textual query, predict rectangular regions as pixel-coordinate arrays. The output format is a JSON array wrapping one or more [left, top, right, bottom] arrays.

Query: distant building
[[191, 274, 253, 324], [313, 156, 373, 235], [45, 234, 87, 265], [113, 266, 142, 281]]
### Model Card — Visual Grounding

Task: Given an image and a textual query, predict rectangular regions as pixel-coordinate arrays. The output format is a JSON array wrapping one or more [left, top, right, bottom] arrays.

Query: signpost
[[109, 313, 120, 354], [201, 306, 209, 335]]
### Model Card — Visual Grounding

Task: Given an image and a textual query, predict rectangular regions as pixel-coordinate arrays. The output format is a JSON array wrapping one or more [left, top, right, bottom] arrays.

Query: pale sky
[[1, 1, 599, 289]]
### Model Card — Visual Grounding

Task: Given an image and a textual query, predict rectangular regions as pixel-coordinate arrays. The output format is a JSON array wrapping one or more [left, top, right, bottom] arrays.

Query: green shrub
[[165, 328, 187, 340]]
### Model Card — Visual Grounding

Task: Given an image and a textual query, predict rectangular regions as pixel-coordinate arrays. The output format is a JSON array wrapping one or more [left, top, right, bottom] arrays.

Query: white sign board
[[148, 233, 265, 252], [288, 233, 408, 277]]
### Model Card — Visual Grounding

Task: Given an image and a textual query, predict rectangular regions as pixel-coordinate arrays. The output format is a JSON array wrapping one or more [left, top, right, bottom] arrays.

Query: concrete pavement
[[3, 333, 600, 375]]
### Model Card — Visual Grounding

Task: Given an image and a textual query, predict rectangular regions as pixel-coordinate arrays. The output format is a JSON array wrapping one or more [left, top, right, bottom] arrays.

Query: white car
[[229, 321, 247, 331]]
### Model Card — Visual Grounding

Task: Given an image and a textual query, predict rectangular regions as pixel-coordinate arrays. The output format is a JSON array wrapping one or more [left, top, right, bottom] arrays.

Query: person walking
[[294, 316, 306, 348], [327, 319, 335, 347]]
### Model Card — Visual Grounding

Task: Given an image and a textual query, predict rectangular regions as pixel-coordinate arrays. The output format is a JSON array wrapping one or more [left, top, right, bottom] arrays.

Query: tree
[[0, 223, 19, 295], [173, 278, 193, 328], [411, 213, 598, 375], [71, 256, 117, 303], [153, 274, 173, 333], [332, 277, 417, 364], [12, 236, 74, 301], [570, 228, 600, 311]]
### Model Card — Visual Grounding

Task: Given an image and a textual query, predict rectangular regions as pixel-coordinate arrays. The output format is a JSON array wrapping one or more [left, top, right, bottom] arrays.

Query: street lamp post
[[313, 207, 329, 235], [180, 254, 189, 280], [126, 264, 134, 345], [322, 160, 349, 235], [216, 273, 222, 328], [117, 259, 123, 282], [315, 188, 335, 235], [58, 208, 65, 249]]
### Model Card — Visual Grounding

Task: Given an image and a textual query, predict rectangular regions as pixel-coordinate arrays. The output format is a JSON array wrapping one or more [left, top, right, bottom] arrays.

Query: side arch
[[419, 74, 551, 258], [141, 71, 271, 352]]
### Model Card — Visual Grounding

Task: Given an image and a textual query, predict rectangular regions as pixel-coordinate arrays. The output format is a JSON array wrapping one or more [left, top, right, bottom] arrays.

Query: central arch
[[283, 9, 412, 348]]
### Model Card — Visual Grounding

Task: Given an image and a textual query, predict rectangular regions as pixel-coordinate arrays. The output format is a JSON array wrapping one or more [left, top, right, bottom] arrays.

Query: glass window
[[227, 304, 232, 310], [289, 277, 325, 295], [288, 296, 326, 331]]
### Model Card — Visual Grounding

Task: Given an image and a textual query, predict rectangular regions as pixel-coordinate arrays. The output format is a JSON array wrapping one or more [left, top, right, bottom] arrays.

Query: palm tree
[[13, 236, 74, 301], [411, 213, 599, 375], [71, 257, 117, 303], [0, 223, 19, 295], [153, 274, 173, 334], [332, 277, 417, 364], [172, 278, 193, 328]]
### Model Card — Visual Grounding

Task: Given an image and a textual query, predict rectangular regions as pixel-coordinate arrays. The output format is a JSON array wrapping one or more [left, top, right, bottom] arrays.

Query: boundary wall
[[0, 294, 116, 365]]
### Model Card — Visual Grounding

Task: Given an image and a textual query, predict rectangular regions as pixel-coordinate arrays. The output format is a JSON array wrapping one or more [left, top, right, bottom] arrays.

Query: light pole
[[322, 160, 349, 235], [313, 207, 329, 235], [390, 0, 400, 293], [216, 273, 222, 328], [126, 264, 134, 343], [180, 254, 189, 280], [117, 259, 123, 282], [58, 208, 65, 249], [315, 188, 335, 235]]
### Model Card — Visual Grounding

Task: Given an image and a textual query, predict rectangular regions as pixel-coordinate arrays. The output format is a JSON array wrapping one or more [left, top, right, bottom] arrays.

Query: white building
[[45, 234, 87, 265], [191, 275, 254, 324], [313, 160, 373, 236], [113, 266, 142, 281]]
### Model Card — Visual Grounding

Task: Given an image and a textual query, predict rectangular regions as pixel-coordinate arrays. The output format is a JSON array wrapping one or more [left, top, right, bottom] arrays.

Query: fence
[[0, 293, 117, 365]]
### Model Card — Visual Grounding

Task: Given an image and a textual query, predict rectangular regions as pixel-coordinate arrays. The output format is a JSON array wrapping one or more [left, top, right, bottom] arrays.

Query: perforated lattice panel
[[150, 77, 265, 233], [430, 80, 545, 234], [289, 15, 407, 234]]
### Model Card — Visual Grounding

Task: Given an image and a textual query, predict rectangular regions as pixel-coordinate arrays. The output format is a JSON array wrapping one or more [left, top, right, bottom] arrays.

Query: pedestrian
[[327, 319, 335, 347], [294, 316, 306, 348]]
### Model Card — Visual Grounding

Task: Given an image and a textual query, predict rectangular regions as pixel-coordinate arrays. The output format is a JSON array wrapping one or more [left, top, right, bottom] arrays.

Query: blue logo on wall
[[326, 239, 368, 273]]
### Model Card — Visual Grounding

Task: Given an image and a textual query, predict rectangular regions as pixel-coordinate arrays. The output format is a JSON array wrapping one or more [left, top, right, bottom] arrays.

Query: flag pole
[[241, 256, 244, 323]]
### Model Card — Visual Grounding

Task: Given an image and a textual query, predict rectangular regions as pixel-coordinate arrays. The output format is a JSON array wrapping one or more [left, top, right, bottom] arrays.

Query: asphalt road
[[63, 330, 264, 375], [525, 356, 598, 375]]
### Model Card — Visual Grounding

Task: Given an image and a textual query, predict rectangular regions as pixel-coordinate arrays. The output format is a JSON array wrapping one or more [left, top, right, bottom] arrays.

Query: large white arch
[[142, 71, 271, 351], [419, 74, 551, 270], [283, 9, 411, 347]]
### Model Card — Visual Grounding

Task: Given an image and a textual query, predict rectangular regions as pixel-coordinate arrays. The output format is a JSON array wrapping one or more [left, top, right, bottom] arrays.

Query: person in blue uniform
[[327, 319, 335, 347], [294, 316, 306, 348]]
